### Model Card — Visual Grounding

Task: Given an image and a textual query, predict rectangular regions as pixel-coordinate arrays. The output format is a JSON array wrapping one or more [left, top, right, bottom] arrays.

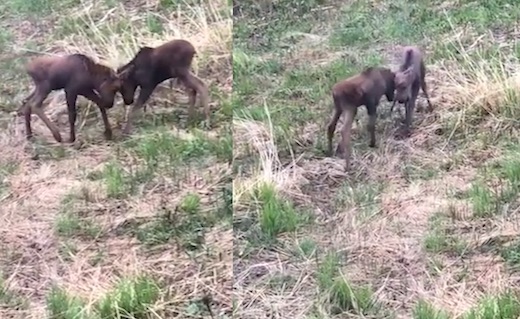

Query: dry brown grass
[[233, 21, 520, 318], [0, 0, 232, 318]]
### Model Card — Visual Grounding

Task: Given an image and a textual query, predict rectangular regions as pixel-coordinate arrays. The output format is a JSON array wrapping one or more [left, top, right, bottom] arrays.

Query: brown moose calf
[[327, 67, 395, 171], [116, 39, 210, 135], [17, 54, 123, 143], [391, 46, 433, 134]]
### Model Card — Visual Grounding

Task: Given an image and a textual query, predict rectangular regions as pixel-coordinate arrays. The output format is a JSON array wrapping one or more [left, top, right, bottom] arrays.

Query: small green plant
[[95, 275, 160, 318], [463, 291, 520, 319], [180, 193, 201, 214], [136, 202, 214, 250], [146, 13, 164, 34], [0, 276, 27, 309], [46, 286, 88, 319], [329, 278, 377, 315], [54, 213, 102, 239], [468, 181, 496, 217], [103, 161, 129, 199], [423, 213, 467, 255], [335, 181, 384, 220], [136, 214, 177, 247], [315, 251, 379, 314], [413, 300, 450, 319], [500, 239, 520, 271], [316, 252, 341, 290], [254, 183, 305, 239], [296, 237, 317, 259]]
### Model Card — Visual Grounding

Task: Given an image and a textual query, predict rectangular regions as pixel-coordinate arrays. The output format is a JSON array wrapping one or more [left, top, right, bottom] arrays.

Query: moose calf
[[391, 46, 433, 134], [116, 39, 210, 135], [327, 67, 395, 171], [17, 54, 123, 143]]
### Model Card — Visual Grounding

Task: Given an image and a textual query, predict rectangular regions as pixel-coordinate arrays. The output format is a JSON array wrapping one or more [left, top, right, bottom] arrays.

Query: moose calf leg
[[83, 91, 113, 140], [31, 87, 62, 143], [187, 87, 197, 119], [326, 107, 342, 156], [123, 86, 155, 135], [98, 107, 113, 140], [389, 99, 397, 114], [180, 72, 210, 127], [421, 80, 433, 112], [17, 89, 36, 116], [65, 92, 78, 143], [339, 108, 356, 171], [366, 105, 377, 148], [23, 105, 33, 140], [404, 101, 413, 134]]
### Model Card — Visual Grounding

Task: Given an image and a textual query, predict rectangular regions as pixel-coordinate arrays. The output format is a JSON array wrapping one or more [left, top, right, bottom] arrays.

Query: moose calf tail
[[403, 47, 414, 70]]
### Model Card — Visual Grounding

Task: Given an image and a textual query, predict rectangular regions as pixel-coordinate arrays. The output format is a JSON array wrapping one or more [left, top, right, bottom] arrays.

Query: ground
[[233, 0, 520, 318], [0, 0, 232, 318]]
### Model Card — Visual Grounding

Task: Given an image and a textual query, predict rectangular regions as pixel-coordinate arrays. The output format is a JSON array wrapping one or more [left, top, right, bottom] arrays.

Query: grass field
[[233, 0, 520, 318], [0, 0, 232, 318]]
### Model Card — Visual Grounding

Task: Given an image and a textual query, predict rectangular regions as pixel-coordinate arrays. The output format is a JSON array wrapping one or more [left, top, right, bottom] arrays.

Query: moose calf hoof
[[402, 129, 412, 138], [54, 135, 63, 143], [369, 141, 376, 148]]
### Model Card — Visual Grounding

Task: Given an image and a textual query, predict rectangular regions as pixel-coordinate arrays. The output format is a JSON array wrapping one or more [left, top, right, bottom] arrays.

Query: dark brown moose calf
[[390, 46, 433, 134], [17, 54, 123, 143], [116, 39, 210, 135], [327, 67, 395, 171]]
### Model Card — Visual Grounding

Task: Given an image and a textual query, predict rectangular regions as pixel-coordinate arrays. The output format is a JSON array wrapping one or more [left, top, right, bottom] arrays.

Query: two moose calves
[[19, 39, 210, 144], [327, 46, 434, 171]]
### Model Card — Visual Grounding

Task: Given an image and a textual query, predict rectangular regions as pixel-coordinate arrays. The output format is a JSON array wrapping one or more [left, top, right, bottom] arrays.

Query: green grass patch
[[46, 286, 89, 319], [3, 0, 80, 15], [254, 183, 309, 240], [46, 275, 160, 319], [0, 161, 18, 194], [135, 193, 216, 251], [294, 237, 317, 259], [126, 129, 232, 170], [335, 180, 384, 220], [54, 212, 102, 239], [500, 239, 520, 272], [413, 300, 450, 319], [467, 150, 520, 218], [96, 276, 160, 318], [0, 275, 28, 310], [316, 252, 381, 316], [233, 0, 520, 318], [423, 213, 468, 256], [463, 290, 520, 319], [54, 193, 102, 239]]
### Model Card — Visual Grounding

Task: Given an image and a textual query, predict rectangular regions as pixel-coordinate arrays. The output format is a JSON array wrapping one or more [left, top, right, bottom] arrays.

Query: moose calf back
[[332, 67, 393, 108], [153, 39, 196, 71]]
